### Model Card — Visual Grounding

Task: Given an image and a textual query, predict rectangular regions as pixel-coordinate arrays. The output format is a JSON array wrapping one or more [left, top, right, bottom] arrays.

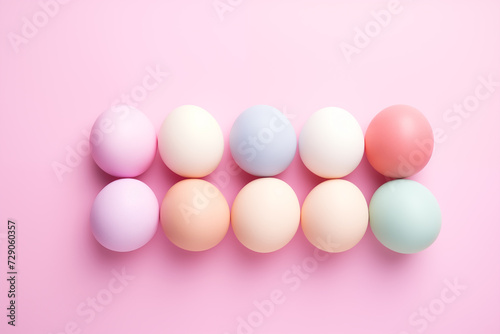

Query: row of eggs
[[89, 104, 440, 255], [91, 177, 441, 254], [90, 104, 434, 180]]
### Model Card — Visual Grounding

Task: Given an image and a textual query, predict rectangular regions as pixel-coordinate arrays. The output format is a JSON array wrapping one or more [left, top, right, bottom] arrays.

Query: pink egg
[[90, 179, 159, 252], [365, 105, 434, 178], [90, 105, 157, 177]]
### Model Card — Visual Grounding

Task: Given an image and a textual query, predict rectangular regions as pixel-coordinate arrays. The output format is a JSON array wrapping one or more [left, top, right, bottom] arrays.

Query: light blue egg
[[369, 179, 441, 254], [229, 105, 297, 176]]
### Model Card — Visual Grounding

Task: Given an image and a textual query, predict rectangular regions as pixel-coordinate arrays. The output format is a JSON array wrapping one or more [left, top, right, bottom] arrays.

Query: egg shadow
[[90, 160, 118, 187], [146, 150, 184, 189], [279, 152, 324, 203], [344, 153, 389, 202]]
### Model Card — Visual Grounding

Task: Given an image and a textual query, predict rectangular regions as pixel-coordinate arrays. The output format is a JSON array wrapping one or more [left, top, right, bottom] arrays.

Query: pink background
[[1, 0, 499, 333]]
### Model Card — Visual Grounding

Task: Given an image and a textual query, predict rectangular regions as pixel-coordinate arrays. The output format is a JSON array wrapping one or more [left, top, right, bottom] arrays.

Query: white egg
[[158, 105, 224, 178], [299, 107, 364, 178]]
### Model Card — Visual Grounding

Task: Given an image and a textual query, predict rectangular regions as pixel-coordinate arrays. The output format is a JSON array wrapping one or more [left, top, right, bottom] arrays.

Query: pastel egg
[[90, 105, 157, 177], [301, 179, 368, 253], [231, 178, 300, 253], [90, 179, 159, 252], [229, 105, 297, 176], [299, 107, 364, 179], [160, 179, 230, 252], [365, 104, 434, 178], [369, 179, 441, 254], [158, 105, 224, 178]]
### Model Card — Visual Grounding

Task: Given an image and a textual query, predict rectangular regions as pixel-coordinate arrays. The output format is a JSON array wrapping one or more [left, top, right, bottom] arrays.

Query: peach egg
[[160, 179, 230, 252]]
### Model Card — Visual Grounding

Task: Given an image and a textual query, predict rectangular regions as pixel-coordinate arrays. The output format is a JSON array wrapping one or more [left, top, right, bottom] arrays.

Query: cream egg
[[231, 178, 300, 253], [158, 105, 224, 178], [301, 179, 368, 252]]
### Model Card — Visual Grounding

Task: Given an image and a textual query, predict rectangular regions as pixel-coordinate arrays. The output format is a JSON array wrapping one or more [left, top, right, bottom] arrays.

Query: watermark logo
[[434, 73, 499, 146], [407, 278, 466, 333], [8, 0, 73, 53], [208, 106, 295, 190], [339, 0, 403, 63], [178, 182, 220, 224], [109, 65, 170, 107], [47, 267, 135, 334], [212, 0, 244, 22], [222, 241, 331, 334], [236, 114, 288, 163], [396, 137, 433, 177], [51, 65, 169, 183], [222, 290, 286, 334]]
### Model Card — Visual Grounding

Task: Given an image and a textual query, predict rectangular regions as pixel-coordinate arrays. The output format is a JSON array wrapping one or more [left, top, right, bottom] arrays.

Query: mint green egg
[[369, 179, 441, 254]]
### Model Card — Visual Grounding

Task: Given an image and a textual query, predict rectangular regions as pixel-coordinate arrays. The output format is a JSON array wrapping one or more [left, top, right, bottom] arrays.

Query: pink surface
[[1, 1, 499, 333]]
